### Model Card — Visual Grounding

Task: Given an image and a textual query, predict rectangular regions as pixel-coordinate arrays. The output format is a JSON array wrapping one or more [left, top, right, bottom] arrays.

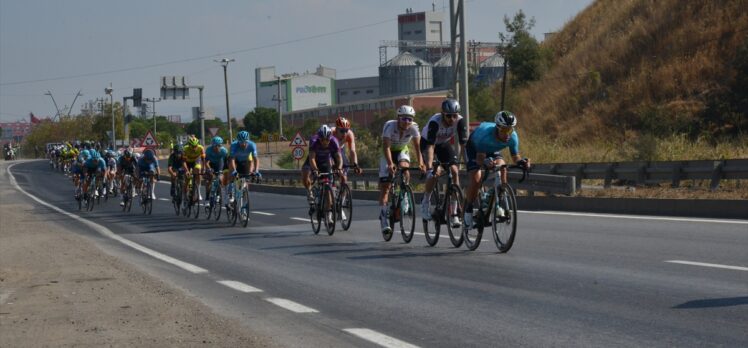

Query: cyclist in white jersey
[[419, 99, 468, 227], [378, 105, 426, 235]]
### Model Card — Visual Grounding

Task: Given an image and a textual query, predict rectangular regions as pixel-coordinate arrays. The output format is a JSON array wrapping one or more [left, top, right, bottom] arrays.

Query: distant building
[[255, 65, 336, 113], [0, 120, 33, 145], [336, 76, 380, 104], [398, 8, 445, 62]]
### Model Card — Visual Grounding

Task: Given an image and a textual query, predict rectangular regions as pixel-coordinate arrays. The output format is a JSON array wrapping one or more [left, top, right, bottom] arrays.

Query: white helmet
[[494, 111, 517, 128], [396, 105, 416, 117]]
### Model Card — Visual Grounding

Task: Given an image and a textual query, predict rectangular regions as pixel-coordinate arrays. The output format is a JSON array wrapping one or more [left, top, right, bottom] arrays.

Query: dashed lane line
[[291, 217, 309, 222], [217, 280, 263, 293], [252, 211, 275, 216], [343, 328, 420, 348], [265, 298, 319, 313]]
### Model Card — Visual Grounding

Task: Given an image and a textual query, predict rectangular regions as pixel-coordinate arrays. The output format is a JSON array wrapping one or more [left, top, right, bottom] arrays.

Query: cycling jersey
[[84, 158, 106, 172], [167, 153, 186, 170], [137, 157, 159, 174], [229, 140, 258, 163], [382, 120, 420, 152], [118, 156, 138, 174], [183, 144, 205, 163], [205, 146, 229, 172], [421, 113, 468, 146], [308, 135, 340, 166], [465, 122, 519, 171]]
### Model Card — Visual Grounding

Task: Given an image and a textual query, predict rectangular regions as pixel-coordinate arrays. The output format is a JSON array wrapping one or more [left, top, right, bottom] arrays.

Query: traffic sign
[[142, 130, 159, 148], [289, 131, 307, 147], [208, 127, 219, 136], [130, 138, 142, 147], [292, 146, 305, 160]]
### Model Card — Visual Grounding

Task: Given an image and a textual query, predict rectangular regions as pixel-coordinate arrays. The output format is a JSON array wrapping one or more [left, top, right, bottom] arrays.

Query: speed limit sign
[[292, 146, 305, 160]]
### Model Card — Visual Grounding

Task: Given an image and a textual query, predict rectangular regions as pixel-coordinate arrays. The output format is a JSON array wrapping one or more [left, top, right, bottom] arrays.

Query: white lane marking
[[522, 210, 748, 225], [665, 260, 748, 272], [291, 217, 308, 222], [343, 328, 420, 348], [252, 211, 275, 216], [217, 280, 263, 293], [158, 198, 170, 201], [265, 298, 318, 313], [7, 164, 209, 274]]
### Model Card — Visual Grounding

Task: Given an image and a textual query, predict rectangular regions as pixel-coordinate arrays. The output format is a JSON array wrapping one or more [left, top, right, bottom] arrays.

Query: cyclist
[[104, 150, 118, 195], [227, 130, 260, 203], [308, 125, 343, 221], [183, 135, 206, 202], [420, 98, 468, 227], [167, 144, 187, 199], [204, 136, 229, 203], [117, 148, 139, 206], [462, 111, 531, 228], [136, 148, 161, 201], [82, 150, 106, 199], [331, 116, 363, 180], [378, 105, 425, 235], [71, 149, 89, 196]]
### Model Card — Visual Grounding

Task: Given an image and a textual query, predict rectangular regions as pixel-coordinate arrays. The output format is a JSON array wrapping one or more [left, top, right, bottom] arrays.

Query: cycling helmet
[[396, 105, 416, 117], [172, 143, 181, 151], [91, 150, 100, 160], [143, 149, 156, 160], [173, 144, 184, 153], [237, 131, 249, 142], [105, 150, 113, 158], [212, 136, 223, 146], [317, 125, 333, 139], [441, 99, 461, 114], [187, 135, 199, 146], [80, 149, 91, 159], [123, 149, 132, 158], [335, 116, 351, 129], [494, 111, 517, 128]]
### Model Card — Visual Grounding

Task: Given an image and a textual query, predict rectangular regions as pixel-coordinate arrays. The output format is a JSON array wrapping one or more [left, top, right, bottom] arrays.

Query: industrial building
[[255, 65, 336, 113]]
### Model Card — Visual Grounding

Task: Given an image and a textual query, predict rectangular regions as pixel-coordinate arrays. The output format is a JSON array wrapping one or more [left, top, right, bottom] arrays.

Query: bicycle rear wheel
[[212, 186, 222, 221], [423, 188, 440, 247], [445, 184, 464, 248], [463, 190, 486, 251], [321, 186, 335, 235], [383, 190, 395, 242], [192, 182, 201, 219], [310, 190, 321, 235], [400, 185, 415, 243], [492, 185, 518, 253], [338, 184, 353, 231]]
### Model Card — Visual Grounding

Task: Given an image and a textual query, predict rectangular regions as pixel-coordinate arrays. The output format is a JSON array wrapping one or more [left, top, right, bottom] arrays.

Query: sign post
[[292, 146, 305, 169]]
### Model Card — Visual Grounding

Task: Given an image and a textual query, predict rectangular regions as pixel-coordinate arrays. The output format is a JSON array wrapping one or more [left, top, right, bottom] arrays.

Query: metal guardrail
[[531, 159, 748, 191], [259, 169, 576, 196]]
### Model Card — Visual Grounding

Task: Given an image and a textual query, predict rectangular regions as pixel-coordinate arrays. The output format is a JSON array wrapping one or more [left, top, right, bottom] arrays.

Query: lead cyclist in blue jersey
[[462, 111, 531, 228]]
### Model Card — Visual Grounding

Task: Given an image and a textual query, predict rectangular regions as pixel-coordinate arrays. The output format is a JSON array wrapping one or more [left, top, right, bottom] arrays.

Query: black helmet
[[441, 99, 460, 114]]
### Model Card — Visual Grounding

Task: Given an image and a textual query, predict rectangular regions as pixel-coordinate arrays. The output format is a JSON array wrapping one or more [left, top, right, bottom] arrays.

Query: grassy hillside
[[512, 0, 748, 162]]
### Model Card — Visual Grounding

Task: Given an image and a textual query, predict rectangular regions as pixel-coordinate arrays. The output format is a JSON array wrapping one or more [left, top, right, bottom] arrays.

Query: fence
[[531, 159, 748, 191]]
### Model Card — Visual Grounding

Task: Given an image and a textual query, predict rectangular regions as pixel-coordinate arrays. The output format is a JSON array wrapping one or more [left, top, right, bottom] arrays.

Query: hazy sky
[[0, 0, 593, 123]]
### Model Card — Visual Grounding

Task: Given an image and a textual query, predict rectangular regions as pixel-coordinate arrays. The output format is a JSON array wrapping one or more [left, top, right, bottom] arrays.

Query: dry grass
[[514, 0, 748, 144]]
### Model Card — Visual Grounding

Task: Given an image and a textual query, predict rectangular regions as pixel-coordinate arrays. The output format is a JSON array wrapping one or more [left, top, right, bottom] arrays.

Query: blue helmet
[[237, 131, 249, 141], [143, 149, 156, 160], [80, 149, 91, 159], [212, 136, 223, 146], [91, 150, 100, 159]]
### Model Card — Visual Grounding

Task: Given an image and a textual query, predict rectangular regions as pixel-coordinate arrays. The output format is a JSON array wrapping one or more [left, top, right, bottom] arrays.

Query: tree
[[499, 10, 551, 87], [243, 107, 279, 137]]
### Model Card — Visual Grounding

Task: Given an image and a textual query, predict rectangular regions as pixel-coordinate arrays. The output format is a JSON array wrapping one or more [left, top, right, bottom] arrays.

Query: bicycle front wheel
[[192, 183, 201, 219], [322, 186, 336, 235], [399, 185, 415, 243], [310, 192, 321, 235], [338, 184, 353, 231], [492, 185, 518, 253], [240, 187, 251, 228], [463, 190, 486, 251], [445, 184, 464, 248], [423, 188, 440, 247], [212, 186, 222, 221]]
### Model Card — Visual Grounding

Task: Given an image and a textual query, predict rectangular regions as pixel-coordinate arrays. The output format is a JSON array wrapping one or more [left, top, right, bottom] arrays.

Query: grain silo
[[379, 52, 433, 96], [432, 53, 453, 89], [477, 53, 505, 85]]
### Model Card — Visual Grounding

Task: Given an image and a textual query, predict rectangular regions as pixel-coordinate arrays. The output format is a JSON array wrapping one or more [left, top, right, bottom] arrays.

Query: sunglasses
[[399, 117, 413, 123], [338, 128, 349, 133], [499, 126, 514, 135], [444, 113, 458, 119]]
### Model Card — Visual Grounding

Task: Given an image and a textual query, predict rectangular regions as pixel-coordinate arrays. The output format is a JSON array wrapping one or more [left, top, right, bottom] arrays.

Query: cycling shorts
[[378, 149, 410, 182]]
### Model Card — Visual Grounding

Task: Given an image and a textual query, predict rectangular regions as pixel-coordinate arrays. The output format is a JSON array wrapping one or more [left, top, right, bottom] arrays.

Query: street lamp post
[[105, 85, 114, 149], [44, 91, 61, 121], [67, 90, 83, 118], [143, 97, 161, 134], [215, 58, 235, 140]]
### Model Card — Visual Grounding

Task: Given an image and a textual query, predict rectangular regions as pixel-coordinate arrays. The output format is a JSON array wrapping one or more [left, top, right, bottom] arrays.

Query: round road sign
[[292, 146, 305, 160]]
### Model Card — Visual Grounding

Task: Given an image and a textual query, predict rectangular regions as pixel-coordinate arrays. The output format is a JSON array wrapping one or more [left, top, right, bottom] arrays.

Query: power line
[[0, 18, 394, 87]]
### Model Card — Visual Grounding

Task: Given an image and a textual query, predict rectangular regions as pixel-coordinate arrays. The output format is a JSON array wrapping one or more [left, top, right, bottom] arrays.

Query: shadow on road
[[673, 296, 748, 309]]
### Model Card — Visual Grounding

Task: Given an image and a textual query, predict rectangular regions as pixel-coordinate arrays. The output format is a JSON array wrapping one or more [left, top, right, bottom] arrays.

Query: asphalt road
[[8, 160, 748, 347]]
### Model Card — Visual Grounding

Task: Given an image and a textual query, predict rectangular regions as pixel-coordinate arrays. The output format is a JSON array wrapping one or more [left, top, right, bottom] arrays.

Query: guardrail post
[[710, 161, 724, 191], [604, 163, 616, 188], [637, 163, 647, 186], [671, 162, 683, 188]]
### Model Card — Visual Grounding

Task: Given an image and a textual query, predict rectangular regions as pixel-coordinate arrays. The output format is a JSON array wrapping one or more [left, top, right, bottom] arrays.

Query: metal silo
[[379, 52, 433, 96], [433, 54, 453, 89], [477, 53, 505, 85]]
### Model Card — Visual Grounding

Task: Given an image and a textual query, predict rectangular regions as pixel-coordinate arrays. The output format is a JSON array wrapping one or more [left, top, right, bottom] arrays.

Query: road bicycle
[[383, 167, 421, 243], [139, 172, 155, 215], [335, 165, 356, 231], [226, 172, 259, 227], [309, 171, 337, 235], [171, 171, 185, 216], [182, 172, 201, 219], [204, 170, 224, 221], [121, 173, 134, 212], [463, 161, 528, 252], [422, 160, 464, 247], [83, 174, 100, 212]]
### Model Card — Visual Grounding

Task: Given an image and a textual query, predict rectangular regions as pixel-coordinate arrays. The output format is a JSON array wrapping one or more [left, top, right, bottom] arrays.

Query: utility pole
[[215, 58, 235, 140], [450, 0, 470, 127], [500, 54, 509, 110], [105, 85, 114, 149], [67, 90, 83, 118], [44, 91, 61, 121], [272, 76, 286, 138], [144, 97, 161, 134]]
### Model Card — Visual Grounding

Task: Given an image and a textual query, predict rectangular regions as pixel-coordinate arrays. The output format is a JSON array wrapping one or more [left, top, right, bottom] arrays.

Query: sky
[[0, 0, 594, 123]]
